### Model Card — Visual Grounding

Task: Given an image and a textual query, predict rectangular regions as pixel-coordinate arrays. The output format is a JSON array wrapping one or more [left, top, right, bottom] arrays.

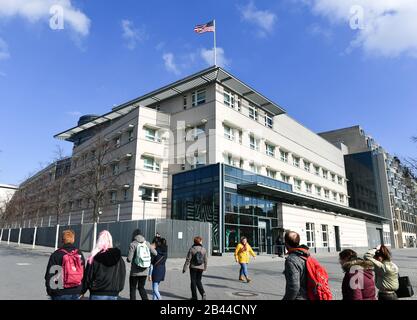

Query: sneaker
[[239, 276, 245, 282], [202, 294, 207, 300], [246, 277, 252, 283]]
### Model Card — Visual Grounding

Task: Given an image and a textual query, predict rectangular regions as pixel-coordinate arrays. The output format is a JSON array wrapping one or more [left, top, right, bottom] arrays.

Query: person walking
[[282, 231, 308, 300], [45, 230, 85, 300], [234, 236, 256, 283], [127, 229, 157, 300], [275, 235, 284, 257], [183, 236, 208, 300], [151, 238, 168, 300], [83, 230, 126, 300], [364, 245, 399, 300], [152, 232, 161, 244], [339, 249, 376, 300]]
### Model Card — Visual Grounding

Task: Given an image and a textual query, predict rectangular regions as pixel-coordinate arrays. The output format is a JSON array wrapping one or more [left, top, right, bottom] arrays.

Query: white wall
[[282, 204, 370, 250]]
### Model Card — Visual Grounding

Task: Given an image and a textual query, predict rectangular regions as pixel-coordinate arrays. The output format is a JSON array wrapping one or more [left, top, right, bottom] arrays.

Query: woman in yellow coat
[[234, 237, 256, 282]]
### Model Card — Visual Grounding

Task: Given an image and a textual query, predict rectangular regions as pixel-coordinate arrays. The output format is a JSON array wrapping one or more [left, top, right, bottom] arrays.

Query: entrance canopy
[[238, 183, 389, 223]]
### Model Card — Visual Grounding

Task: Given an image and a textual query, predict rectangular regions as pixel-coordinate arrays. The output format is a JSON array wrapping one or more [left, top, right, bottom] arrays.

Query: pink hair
[[87, 230, 113, 264]]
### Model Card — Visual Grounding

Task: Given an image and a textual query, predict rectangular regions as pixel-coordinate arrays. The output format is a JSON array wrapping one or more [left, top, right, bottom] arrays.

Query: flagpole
[[213, 19, 217, 66]]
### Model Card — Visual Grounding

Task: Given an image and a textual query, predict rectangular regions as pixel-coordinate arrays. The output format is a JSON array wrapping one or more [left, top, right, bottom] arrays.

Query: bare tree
[[404, 136, 417, 176], [46, 145, 71, 225], [69, 136, 124, 223]]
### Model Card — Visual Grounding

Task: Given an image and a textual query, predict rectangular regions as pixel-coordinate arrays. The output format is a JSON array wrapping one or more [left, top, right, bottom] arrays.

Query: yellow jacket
[[234, 243, 256, 263]]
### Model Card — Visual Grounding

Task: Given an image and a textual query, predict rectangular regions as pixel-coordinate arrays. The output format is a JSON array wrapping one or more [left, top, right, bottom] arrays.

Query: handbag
[[396, 275, 414, 298]]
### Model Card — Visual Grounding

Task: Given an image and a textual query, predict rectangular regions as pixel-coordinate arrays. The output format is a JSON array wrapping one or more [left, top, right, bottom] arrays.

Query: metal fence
[[0, 219, 211, 258]]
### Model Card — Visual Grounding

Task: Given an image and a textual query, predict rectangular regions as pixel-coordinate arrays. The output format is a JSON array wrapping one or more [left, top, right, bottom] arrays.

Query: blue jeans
[[152, 281, 161, 300], [89, 295, 118, 300], [51, 294, 80, 300], [239, 263, 248, 278]]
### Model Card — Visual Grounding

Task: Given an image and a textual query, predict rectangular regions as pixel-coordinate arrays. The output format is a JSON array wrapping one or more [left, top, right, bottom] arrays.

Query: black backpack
[[192, 250, 204, 266]]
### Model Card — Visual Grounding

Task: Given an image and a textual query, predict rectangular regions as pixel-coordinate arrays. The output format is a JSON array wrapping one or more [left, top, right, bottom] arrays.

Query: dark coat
[[83, 248, 126, 296], [44, 243, 86, 297], [151, 247, 168, 283], [283, 246, 309, 300], [342, 259, 376, 300]]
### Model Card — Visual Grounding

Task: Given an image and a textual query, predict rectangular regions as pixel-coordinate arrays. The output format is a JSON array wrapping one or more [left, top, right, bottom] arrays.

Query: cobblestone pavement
[[1, 243, 416, 300]]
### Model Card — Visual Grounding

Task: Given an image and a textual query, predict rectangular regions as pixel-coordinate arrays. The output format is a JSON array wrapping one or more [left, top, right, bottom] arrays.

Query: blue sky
[[1, 0, 417, 185]]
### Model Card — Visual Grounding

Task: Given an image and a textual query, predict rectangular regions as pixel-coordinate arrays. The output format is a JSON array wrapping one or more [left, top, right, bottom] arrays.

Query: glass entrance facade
[[172, 163, 292, 253]]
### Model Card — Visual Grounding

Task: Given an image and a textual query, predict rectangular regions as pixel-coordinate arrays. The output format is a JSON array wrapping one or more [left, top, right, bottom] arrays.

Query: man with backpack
[[127, 229, 157, 300], [45, 229, 85, 300], [283, 230, 332, 300], [183, 236, 208, 300]]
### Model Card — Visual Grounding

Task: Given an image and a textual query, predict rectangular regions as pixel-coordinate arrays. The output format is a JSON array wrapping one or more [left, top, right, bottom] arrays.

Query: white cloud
[[162, 52, 180, 75], [303, 0, 417, 58], [239, 1, 277, 37], [0, 0, 91, 36], [200, 47, 230, 68], [121, 19, 147, 50], [0, 38, 10, 60]]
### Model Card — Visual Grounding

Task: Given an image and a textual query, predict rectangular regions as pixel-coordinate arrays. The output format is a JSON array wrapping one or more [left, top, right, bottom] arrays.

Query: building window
[[237, 97, 241, 112], [128, 130, 134, 142], [280, 151, 288, 163], [340, 194, 345, 203], [249, 163, 259, 173], [315, 186, 322, 196], [338, 176, 343, 185], [140, 187, 160, 202], [321, 225, 328, 247], [324, 189, 330, 199], [322, 170, 328, 179], [331, 173, 336, 183], [144, 127, 160, 142], [109, 191, 117, 204], [250, 135, 259, 151], [114, 137, 121, 148], [143, 156, 160, 172], [332, 192, 338, 201], [265, 143, 275, 157], [314, 166, 320, 176], [123, 189, 129, 201], [281, 174, 290, 183], [294, 179, 302, 191], [224, 125, 234, 141], [238, 130, 243, 144], [293, 156, 300, 168], [192, 88, 206, 107], [111, 163, 119, 176], [266, 169, 276, 179], [306, 183, 312, 193], [265, 114, 273, 128], [304, 161, 311, 172], [306, 223, 315, 248], [183, 95, 187, 109], [191, 152, 206, 168], [77, 199, 83, 208], [249, 105, 258, 120], [224, 90, 235, 108]]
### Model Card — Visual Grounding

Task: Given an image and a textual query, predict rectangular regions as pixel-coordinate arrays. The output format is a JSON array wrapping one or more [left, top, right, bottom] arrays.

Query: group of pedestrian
[[282, 230, 401, 300], [45, 228, 169, 300], [45, 228, 405, 301]]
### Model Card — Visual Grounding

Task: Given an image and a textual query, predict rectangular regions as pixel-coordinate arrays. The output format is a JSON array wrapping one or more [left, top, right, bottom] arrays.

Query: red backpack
[[60, 249, 84, 288], [298, 249, 332, 300]]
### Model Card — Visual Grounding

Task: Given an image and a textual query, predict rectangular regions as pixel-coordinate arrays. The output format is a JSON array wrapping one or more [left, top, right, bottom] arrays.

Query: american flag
[[194, 20, 215, 34]]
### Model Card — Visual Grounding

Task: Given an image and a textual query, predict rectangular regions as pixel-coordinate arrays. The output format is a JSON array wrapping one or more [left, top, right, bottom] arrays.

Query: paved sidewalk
[[1, 243, 416, 300]]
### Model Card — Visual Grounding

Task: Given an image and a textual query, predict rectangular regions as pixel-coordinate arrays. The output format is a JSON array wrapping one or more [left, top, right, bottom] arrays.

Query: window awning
[[55, 66, 286, 142], [237, 183, 389, 223]]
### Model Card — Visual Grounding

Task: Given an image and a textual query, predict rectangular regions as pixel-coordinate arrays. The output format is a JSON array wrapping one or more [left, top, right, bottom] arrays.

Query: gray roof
[[54, 66, 286, 141]]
